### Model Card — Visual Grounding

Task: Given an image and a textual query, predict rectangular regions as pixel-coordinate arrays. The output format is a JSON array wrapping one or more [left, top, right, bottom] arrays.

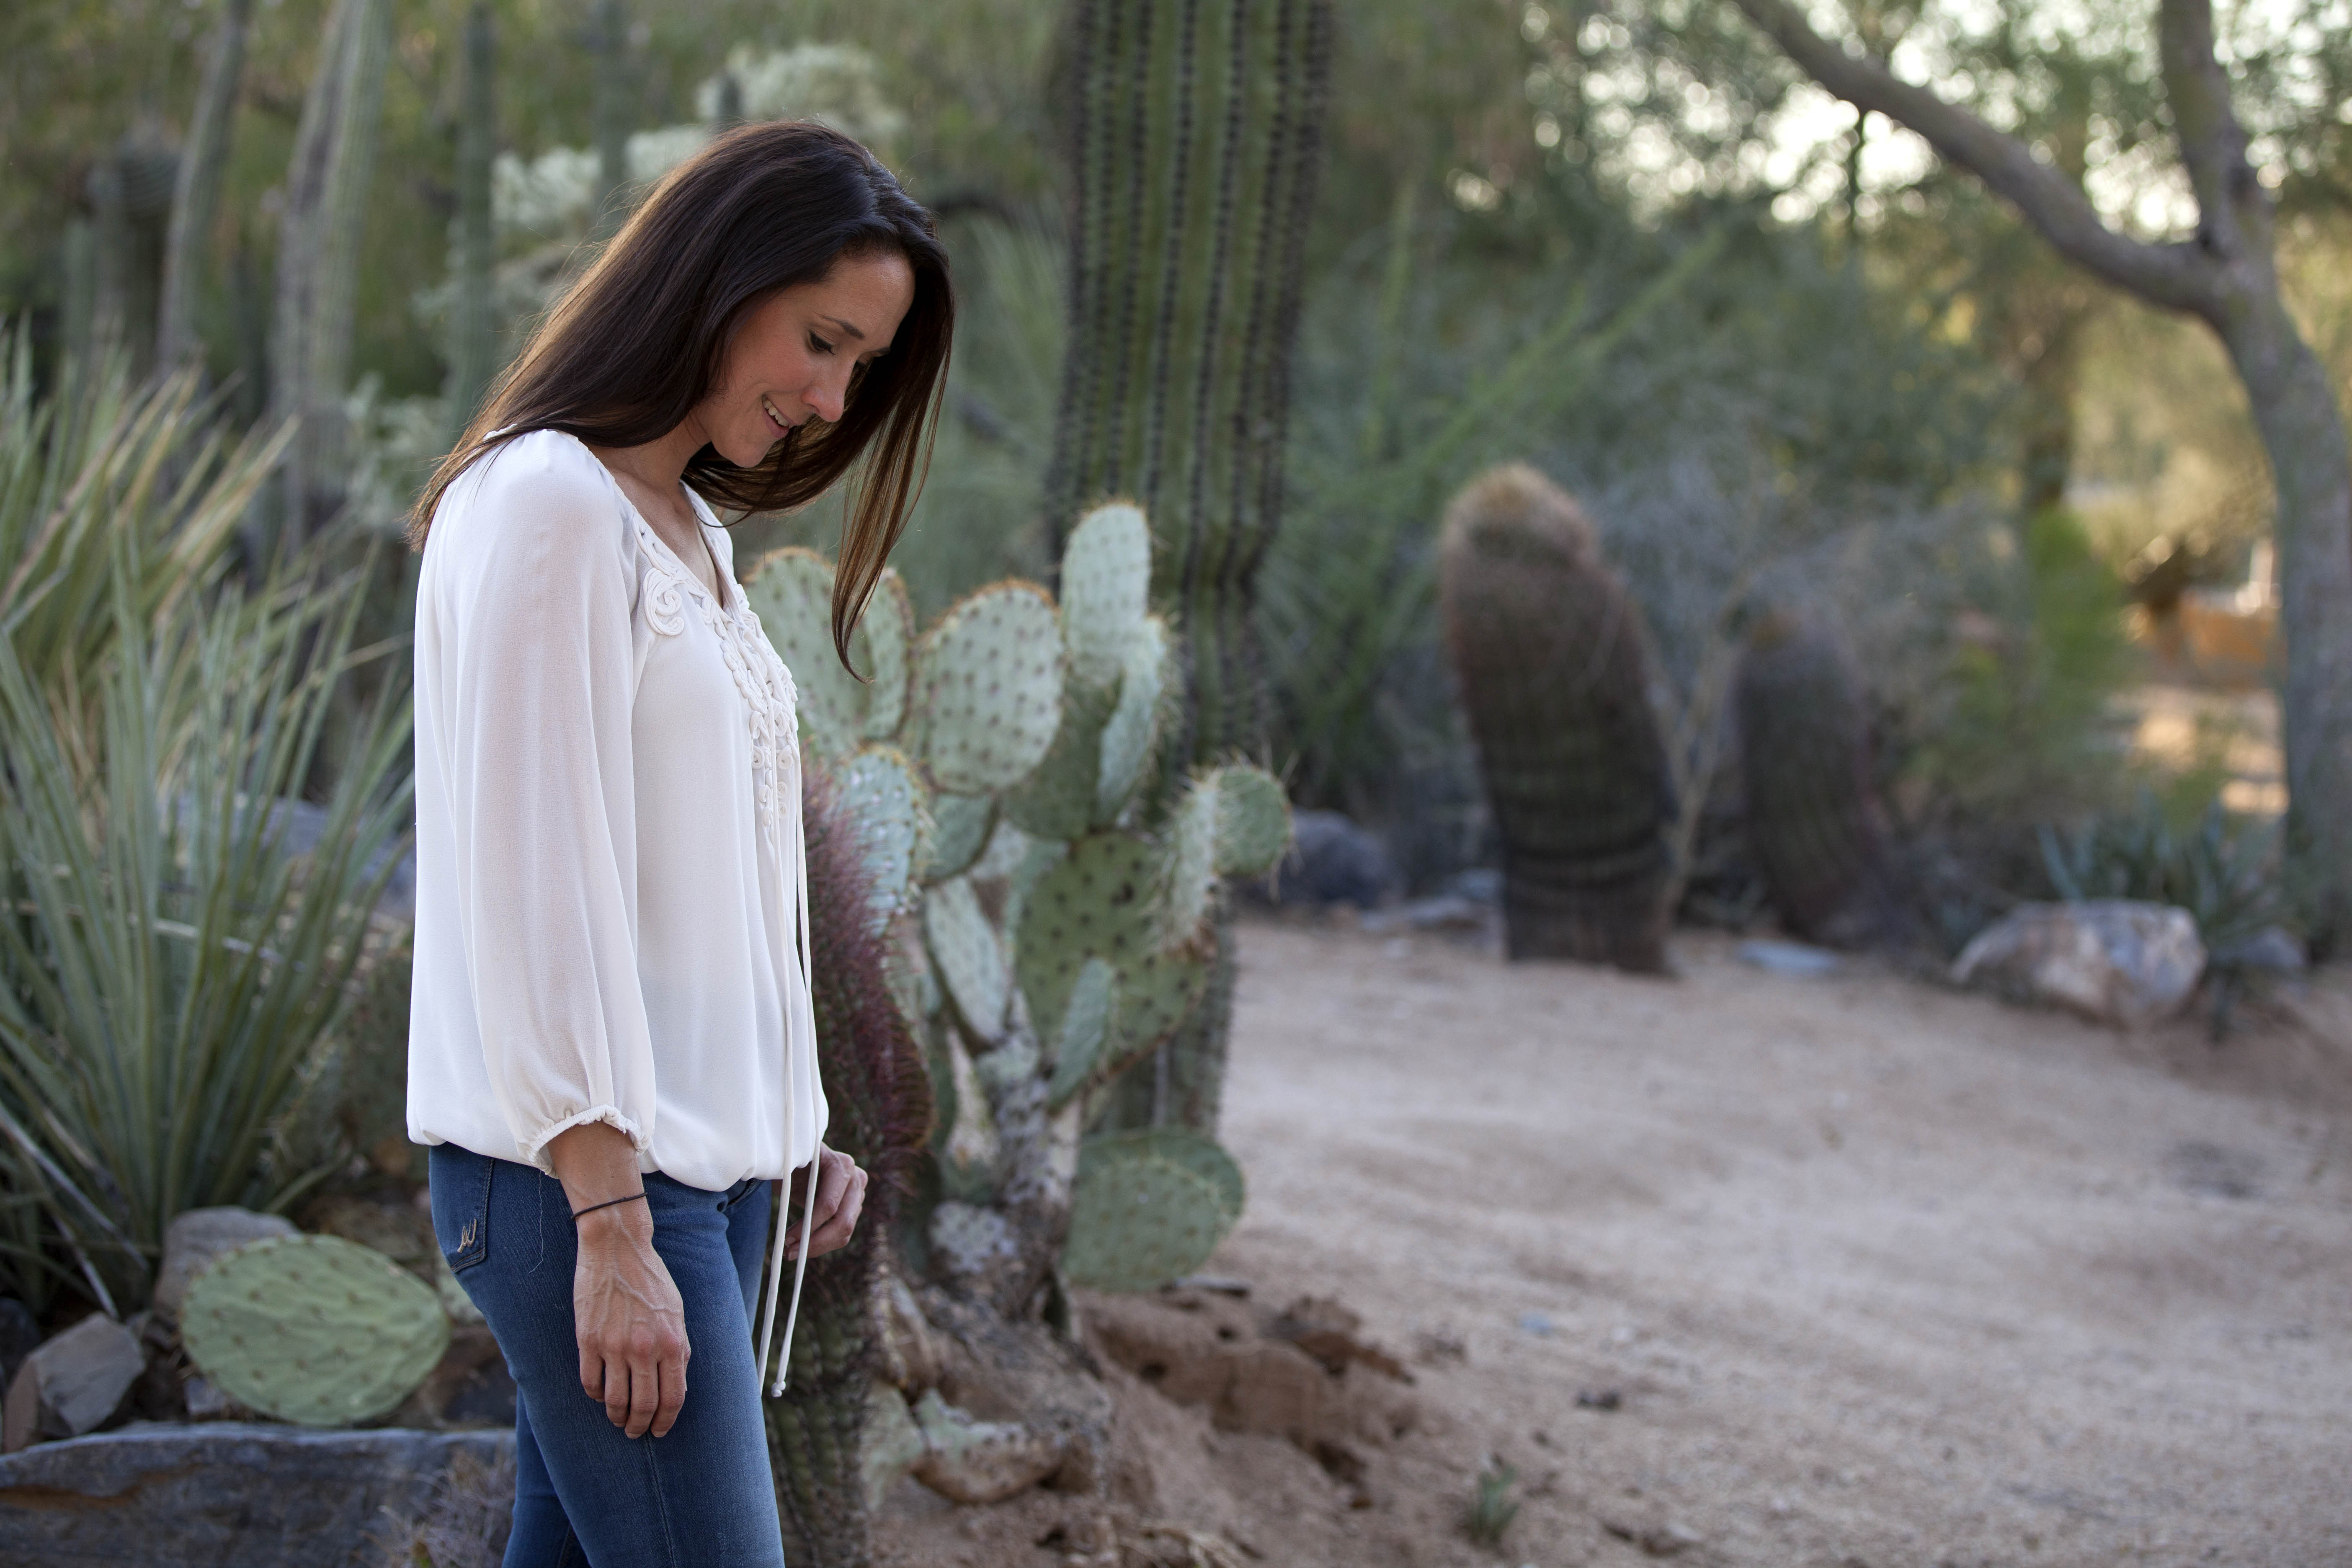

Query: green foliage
[[180, 1233, 449, 1426], [1463, 1459, 1520, 1548], [1901, 509, 2137, 825], [1062, 1130, 1244, 1293]]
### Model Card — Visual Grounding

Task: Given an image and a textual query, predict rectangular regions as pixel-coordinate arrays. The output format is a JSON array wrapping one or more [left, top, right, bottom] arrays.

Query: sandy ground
[[879, 916, 2352, 1568]]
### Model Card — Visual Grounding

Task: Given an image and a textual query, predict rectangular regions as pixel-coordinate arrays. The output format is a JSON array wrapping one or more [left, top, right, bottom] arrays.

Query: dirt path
[[879, 918, 2352, 1568]]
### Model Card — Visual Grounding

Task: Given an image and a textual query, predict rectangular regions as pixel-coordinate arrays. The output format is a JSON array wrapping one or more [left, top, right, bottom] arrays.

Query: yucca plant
[[0, 334, 284, 703], [0, 340, 408, 1315], [0, 550, 411, 1315]]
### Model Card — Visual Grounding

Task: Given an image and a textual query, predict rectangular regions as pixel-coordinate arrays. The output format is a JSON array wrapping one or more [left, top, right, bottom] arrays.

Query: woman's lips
[[761, 395, 793, 435]]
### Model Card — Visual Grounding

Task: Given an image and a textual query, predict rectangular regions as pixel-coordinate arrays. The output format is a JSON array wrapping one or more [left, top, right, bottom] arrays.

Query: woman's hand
[[785, 1144, 869, 1261], [549, 1123, 689, 1439]]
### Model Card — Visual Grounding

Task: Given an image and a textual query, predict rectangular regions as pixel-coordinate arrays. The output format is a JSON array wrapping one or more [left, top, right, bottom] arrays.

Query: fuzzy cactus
[[1439, 464, 1675, 973], [1062, 1129, 1244, 1292], [1734, 612, 1909, 949], [179, 1233, 449, 1427], [764, 766, 935, 1568]]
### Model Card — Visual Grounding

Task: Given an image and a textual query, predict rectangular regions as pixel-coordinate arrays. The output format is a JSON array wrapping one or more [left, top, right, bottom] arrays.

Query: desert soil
[[877, 916, 2352, 1568]]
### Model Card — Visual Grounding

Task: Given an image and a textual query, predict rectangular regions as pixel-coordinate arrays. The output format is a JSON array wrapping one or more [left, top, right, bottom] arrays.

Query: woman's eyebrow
[[819, 315, 867, 342]]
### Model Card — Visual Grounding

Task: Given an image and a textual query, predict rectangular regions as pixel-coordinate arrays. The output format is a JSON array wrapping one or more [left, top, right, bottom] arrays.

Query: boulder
[[1249, 810, 1395, 909], [3, 1315, 144, 1451], [908, 1390, 1064, 1504], [861, 1380, 928, 1511], [0, 1421, 511, 1568], [152, 1207, 297, 1323], [1952, 900, 2204, 1027]]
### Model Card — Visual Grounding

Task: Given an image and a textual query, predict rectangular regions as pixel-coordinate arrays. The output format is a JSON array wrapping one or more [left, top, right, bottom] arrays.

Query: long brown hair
[[411, 121, 953, 670]]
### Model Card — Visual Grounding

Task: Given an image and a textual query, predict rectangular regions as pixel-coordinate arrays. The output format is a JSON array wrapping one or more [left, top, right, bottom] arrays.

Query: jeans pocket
[[429, 1143, 494, 1272]]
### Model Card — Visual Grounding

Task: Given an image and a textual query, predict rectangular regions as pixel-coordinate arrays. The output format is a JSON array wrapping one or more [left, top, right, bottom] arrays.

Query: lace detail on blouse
[[632, 521, 801, 857]]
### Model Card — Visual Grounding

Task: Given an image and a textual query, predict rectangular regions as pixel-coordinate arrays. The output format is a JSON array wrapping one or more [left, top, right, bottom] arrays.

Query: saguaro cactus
[[1047, 0, 1333, 771], [157, 0, 255, 372], [1734, 611, 1908, 949], [271, 0, 392, 542], [446, 3, 499, 435], [1439, 464, 1676, 973]]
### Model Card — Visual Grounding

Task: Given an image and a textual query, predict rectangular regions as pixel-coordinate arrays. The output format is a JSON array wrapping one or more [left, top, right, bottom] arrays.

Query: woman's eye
[[807, 333, 834, 355]]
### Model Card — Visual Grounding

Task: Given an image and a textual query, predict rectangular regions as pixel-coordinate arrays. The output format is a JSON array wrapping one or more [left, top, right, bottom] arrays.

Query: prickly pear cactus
[[742, 552, 916, 761], [1063, 1129, 1245, 1292], [180, 1233, 449, 1427], [1735, 612, 1908, 949], [1015, 833, 1210, 1085], [1438, 464, 1674, 974]]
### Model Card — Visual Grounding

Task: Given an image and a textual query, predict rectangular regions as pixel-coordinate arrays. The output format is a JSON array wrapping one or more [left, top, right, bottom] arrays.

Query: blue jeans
[[429, 1143, 786, 1568]]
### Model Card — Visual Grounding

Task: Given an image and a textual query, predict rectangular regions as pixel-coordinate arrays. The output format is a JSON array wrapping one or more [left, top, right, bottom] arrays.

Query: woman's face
[[696, 248, 916, 467]]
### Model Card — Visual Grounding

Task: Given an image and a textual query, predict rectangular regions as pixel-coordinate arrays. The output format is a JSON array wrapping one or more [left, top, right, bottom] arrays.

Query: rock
[[0, 1421, 511, 1568], [878, 1273, 942, 1394], [181, 1377, 238, 1421], [152, 1207, 297, 1324], [908, 1390, 1063, 1504], [3, 1315, 144, 1451], [1250, 810, 1395, 909], [862, 1380, 928, 1511], [1738, 939, 1842, 978], [919, 1285, 1115, 1495], [1951, 900, 2204, 1026], [0, 1302, 38, 1397], [2211, 924, 2307, 974], [1360, 894, 1490, 935]]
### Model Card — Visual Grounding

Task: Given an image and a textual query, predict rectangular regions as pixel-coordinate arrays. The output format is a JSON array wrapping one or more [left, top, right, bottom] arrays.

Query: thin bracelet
[[570, 1191, 649, 1222]]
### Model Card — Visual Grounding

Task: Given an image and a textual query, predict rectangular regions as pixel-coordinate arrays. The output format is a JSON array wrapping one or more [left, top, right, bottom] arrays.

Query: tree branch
[[2158, 0, 2268, 268], [1728, 0, 2221, 318]]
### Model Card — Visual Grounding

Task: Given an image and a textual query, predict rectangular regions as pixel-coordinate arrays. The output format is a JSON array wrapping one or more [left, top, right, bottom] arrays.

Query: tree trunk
[[447, 3, 499, 438], [2219, 300, 2352, 948], [157, 0, 255, 374]]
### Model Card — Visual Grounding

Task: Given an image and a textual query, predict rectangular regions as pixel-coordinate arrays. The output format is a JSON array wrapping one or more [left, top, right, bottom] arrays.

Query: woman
[[404, 121, 952, 1566]]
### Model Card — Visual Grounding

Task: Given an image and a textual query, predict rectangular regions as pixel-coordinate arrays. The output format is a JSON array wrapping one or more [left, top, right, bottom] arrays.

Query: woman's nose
[[802, 373, 848, 426]]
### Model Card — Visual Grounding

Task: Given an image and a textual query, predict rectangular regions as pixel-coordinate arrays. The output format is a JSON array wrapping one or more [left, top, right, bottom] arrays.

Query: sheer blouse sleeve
[[437, 451, 658, 1171]]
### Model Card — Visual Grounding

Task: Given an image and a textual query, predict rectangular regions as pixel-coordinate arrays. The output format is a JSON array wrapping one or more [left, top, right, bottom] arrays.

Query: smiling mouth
[[761, 396, 794, 436]]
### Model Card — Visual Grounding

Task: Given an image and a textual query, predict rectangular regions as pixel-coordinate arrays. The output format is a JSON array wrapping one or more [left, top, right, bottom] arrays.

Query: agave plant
[[0, 343, 407, 1315]]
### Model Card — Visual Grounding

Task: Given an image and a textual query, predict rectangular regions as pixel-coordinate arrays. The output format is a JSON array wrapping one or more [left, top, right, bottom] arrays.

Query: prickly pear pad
[[181, 1233, 449, 1427], [910, 583, 1065, 794], [859, 570, 915, 741], [1063, 1129, 1245, 1292], [1014, 834, 1208, 1093], [1060, 503, 1153, 689], [743, 549, 862, 758]]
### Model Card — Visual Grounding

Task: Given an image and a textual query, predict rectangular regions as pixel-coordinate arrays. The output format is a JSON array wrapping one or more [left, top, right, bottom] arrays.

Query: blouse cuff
[[522, 1106, 652, 1176]]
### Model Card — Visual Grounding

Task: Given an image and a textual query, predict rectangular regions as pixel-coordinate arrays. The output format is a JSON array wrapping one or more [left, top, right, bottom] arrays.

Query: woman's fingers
[[802, 1162, 869, 1259]]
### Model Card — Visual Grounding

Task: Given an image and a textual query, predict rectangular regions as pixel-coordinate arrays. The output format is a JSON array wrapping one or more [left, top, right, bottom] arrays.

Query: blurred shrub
[[1888, 508, 2138, 828]]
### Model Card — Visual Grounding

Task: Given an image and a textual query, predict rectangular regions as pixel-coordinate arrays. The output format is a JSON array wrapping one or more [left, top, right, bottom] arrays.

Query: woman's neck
[[594, 412, 710, 495]]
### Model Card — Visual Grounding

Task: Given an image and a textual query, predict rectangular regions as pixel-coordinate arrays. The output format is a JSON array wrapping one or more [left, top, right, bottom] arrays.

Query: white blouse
[[406, 429, 827, 1384]]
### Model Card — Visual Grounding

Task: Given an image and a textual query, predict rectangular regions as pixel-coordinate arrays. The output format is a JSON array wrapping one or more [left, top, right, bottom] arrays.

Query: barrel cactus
[[764, 767, 936, 1568], [179, 1233, 449, 1426], [1438, 464, 1675, 973], [1734, 612, 1908, 949]]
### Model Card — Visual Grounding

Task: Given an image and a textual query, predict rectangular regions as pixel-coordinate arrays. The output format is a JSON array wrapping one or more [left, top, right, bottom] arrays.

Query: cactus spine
[[1734, 613, 1908, 949], [157, 0, 255, 373], [447, 3, 498, 434], [765, 769, 934, 1568], [271, 0, 392, 542], [1439, 464, 1676, 973]]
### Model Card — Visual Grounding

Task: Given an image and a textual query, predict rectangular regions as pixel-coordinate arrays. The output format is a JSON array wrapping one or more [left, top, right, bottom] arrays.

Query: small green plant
[[1465, 1458, 1520, 1547]]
